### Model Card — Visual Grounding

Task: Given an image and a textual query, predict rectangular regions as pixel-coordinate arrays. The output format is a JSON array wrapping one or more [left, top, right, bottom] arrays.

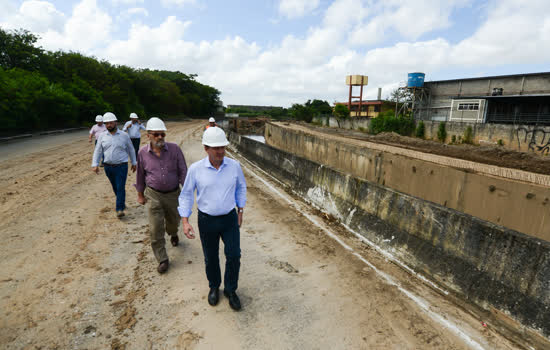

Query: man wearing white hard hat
[[178, 126, 246, 311], [92, 112, 137, 218], [204, 117, 218, 130], [135, 117, 188, 274], [88, 115, 106, 144], [123, 113, 145, 161]]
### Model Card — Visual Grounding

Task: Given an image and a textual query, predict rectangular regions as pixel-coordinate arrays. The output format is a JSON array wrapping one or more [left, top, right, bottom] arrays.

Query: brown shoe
[[157, 260, 169, 274], [170, 235, 179, 247]]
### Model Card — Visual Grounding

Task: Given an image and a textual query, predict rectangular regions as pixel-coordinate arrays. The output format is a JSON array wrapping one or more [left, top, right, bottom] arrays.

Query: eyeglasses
[[149, 132, 166, 138]]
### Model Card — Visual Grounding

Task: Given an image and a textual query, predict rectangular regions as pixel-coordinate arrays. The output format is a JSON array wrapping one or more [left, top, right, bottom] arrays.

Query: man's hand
[[238, 212, 243, 227], [182, 218, 196, 239], [92, 167, 99, 174], [137, 193, 147, 205], [88, 138, 92, 143], [131, 165, 137, 172]]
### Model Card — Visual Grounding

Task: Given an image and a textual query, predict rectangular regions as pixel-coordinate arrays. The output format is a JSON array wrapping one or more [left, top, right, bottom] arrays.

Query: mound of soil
[[305, 124, 550, 176]]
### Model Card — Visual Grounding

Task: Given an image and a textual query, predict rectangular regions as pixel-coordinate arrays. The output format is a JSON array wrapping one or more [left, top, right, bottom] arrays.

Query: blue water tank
[[407, 72, 425, 88]]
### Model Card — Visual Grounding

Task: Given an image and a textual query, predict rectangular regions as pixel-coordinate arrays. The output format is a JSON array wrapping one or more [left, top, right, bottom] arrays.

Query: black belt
[[198, 209, 235, 218], [149, 186, 179, 194], [103, 163, 125, 167]]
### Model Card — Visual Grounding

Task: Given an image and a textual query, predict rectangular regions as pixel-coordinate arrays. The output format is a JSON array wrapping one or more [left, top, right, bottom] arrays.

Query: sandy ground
[[0, 121, 523, 349]]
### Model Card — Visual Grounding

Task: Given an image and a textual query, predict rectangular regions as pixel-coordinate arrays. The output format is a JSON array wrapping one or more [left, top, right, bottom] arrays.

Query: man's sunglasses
[[149, 132, 166, 137]]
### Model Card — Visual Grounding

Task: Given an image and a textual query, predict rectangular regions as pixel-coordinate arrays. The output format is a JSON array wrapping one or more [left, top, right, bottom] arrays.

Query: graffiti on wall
[[516, 126, 550, 155]]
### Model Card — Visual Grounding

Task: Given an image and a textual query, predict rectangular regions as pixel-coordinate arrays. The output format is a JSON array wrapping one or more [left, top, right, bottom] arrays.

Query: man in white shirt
[[123, 113, 145, 160], [178, 127, 247, 311]]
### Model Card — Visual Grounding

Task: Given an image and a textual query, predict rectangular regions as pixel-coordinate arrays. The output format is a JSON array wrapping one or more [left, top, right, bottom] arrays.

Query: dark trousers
[[104, 163, 128, 211], [131, 138, 140, 161], [198, 209, 241, 292]]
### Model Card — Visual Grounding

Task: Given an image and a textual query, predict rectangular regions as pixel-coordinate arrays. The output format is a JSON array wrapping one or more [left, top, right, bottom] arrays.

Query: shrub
[[497, 139, 504, 146], [415, 120, 425, 138], [463, 126, 473, 144], [437, 122, 447, 142], [369, 114, 415, 136], [451, 135, 456, 144]]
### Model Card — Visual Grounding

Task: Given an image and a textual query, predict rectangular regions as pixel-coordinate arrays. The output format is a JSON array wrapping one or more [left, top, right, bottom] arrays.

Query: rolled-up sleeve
[[176, 147, 188, 187], [135, 151, 146, 193], [235, 162, 247, 208], [126, 135, 137, 165], [91, 135, 103, 167], [178, 167, 195, 218]]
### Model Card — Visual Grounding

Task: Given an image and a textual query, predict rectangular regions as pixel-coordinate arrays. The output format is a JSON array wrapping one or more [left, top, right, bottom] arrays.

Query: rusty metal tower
[[346, 75, 368, 117]]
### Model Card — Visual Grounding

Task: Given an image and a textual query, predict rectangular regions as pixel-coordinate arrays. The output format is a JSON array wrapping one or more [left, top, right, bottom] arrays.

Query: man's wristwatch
[[237, 208, 244, 213]]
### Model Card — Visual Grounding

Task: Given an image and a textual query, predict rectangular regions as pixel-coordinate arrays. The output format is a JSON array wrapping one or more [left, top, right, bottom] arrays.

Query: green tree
[[415, 120, 425, 138], [333, 104, 349, 127], [0, 28, 44, 71], [437, 122, 447, 142]]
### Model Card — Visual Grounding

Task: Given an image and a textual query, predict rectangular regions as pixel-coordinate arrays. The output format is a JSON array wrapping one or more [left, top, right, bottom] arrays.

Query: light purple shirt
[[135, 142, 188, 193], [89, 124, 107, 140]]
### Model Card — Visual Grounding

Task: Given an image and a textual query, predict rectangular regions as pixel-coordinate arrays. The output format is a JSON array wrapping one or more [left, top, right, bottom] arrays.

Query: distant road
[[0, 130, 90, 163]]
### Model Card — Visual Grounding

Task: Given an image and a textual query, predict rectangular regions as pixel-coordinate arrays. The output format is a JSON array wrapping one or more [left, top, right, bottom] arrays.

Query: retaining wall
[[228, 131, 550, 340], [265, 122, 550, 241], [312, 116, 550, 155]]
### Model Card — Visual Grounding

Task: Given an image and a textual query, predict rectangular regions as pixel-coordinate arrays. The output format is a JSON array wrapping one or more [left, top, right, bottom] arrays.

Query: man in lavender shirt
[[135, 117, 188, 274]]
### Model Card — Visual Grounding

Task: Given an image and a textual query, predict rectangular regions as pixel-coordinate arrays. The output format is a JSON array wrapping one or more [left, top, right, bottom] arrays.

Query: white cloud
[[1, 0, 548, 107], [1, 0, 65, 33], [349, 0, 470, 46], [111, 0, 144, 5], [161, 0, 197, 8], [279, 0, 320, 19], [39, 0, 112, 53]]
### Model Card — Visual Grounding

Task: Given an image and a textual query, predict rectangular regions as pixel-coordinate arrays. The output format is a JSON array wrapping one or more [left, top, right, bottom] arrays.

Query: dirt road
[[0, 121, 520, 349]]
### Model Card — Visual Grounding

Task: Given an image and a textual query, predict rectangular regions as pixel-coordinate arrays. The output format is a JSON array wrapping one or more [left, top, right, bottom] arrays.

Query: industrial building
[[411, 72, 550, 125]]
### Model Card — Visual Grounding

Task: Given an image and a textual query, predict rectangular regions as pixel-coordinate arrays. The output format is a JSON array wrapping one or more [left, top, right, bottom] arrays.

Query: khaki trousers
[[144, 187, 180, 263]]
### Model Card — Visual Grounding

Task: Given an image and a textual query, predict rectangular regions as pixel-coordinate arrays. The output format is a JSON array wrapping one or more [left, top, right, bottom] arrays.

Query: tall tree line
[[0, 28, 221, 134]]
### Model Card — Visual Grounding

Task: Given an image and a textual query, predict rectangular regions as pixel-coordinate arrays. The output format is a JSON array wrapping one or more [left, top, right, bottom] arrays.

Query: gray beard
[[153, 140, 165, 148]]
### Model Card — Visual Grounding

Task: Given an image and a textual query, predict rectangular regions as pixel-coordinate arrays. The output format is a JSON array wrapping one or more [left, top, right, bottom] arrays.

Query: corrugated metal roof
[[425, 72, 550, 84]]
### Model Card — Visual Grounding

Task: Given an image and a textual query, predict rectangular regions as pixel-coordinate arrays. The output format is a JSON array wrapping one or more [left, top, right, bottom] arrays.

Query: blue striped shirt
[[178, 156, 247, 217], [92, 129, 137, 167]]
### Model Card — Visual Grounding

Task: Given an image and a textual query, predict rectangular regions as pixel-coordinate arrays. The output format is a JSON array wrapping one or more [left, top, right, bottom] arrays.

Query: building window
[[458, 103, 479, 110]]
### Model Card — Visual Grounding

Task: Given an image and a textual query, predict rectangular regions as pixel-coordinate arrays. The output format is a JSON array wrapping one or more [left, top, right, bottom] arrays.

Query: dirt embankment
[[300, 122, 550, 175]]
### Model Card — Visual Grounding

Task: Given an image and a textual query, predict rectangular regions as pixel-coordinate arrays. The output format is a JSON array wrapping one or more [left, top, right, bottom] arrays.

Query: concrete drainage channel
[[227, 131, 550, 349]]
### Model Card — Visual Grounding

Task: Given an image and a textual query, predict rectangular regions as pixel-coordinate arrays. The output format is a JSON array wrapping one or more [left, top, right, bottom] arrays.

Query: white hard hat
[[103, 112, 117, 122], [146, 117, 167, 131], [95, 115, 103, 122], [208, 117, 216, 123], [130, 113, 138, 119], [202, 127, 229, 147]]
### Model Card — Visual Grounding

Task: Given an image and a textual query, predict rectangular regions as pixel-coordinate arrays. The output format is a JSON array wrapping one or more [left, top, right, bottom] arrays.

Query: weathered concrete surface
[[229, 131, 550, 341], [422, 121, 550, 154], [265, 122, 550, 241]]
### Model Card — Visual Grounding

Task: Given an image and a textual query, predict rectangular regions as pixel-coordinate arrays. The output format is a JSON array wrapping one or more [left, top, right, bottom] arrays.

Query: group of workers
[[89, 113, 246, 311]]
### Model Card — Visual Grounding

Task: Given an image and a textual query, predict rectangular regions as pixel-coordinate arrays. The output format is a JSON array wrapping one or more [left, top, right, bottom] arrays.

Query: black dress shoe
[[208, 288, 219, 306], [223, 290, 241, 311], [157, 260, 169, 274], [170, 235, 179, 247]]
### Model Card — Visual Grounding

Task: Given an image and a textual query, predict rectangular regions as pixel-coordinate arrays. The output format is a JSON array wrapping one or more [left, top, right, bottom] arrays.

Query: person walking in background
[[136, 117, 188, 274], [178, 127, 247, 311], [89, 115, 106, 144], [92, 112, 137, 218], [123, 113, 145, 160], [204, 117, 217, 130]]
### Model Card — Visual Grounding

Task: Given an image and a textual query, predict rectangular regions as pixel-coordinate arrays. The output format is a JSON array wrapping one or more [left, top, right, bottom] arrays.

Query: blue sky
[[1, 0, 549, 106]]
